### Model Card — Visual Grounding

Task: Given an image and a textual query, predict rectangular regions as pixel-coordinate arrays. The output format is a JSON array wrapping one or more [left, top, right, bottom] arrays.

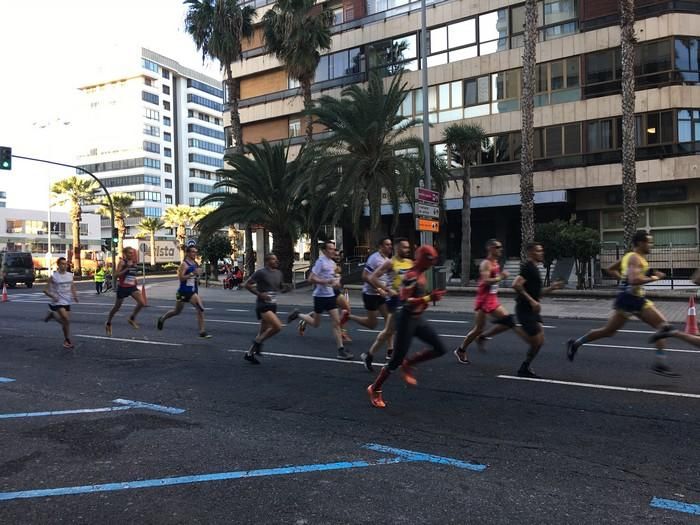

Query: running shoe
[[340, 309, 350, 325], [400, 362, 417, 386], [244, 352, 260, 365], [566, 339, 578, 362], [157, 317, 164, 331], [517, 363, 539, 378], [287, 309, 300, 323], [105, 322, 112, 336], [649, 325, 674, 344], [341, 329, 352, 343], [337, 347, 354, 360], [128, 317, 140, 330], [453, 347, 470, 364], [44, 312, 55, 323], [199, 332, 212, 339], [298, 319, 306, 336], [385, 349, 393, 361], [360, 352, 373, 372], [249, 340, 262, 355], [651, 361, 680, 377], [367, 384, 386, 408], [63, 340, 74, 349]]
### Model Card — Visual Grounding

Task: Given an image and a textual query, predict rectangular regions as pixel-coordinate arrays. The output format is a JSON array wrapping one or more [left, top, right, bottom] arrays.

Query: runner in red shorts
[[454, 239, 517, 363]]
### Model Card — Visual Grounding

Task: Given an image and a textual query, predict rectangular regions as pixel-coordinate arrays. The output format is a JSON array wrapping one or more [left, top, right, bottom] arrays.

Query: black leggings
[[388, 310, 446, 371]]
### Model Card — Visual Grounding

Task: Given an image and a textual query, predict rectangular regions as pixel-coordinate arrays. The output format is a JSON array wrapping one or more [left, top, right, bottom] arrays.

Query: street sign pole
[[420, 0, 432, 251]]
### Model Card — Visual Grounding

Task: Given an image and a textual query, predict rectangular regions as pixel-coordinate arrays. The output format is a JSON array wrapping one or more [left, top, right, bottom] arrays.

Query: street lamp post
[[420, 0, 432, 250]]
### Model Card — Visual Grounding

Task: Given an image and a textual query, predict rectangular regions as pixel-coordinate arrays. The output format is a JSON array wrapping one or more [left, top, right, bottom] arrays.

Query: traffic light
[[0, 146, 11, 170], [112, 228, 119, 247]]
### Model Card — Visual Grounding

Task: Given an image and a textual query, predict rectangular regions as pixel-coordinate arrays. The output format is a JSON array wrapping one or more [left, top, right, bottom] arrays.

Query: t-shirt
[[250, 267, 283, 305], [362, 251, 390, 295], [516, 260, 542, 308], [50, 271, 74, 306], [311, 255, 337, 298]]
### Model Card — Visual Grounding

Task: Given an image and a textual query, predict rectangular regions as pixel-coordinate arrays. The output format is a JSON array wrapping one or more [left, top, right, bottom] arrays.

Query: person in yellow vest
[[567, 230, 677, 377], [94, 263, 106, 294]]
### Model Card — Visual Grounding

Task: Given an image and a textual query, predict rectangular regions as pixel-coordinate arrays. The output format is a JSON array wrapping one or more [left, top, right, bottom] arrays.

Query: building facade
[[227, 0, 700, 260], [78, 48, 225, 239]]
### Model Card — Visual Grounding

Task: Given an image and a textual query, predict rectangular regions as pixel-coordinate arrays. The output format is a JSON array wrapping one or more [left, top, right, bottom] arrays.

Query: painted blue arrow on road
[[651, 497, 700, 515], [0, 399, 184, 420], [0, 377, 15, 383], [0, 443, 486, 501]]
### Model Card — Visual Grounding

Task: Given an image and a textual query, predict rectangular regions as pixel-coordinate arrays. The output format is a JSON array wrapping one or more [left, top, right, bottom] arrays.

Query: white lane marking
[[426, 319, 557, 329], [358, 329, 463, 339], [618, 329, 654, 334], [498, 375, 700, 399], [209, 319, 285, 326], [226, 349, 380, 367], [226, 309, 248, 312], [75, 335, 182, 346], [10, 300, 110, 307], [583, 342, 700, 354]]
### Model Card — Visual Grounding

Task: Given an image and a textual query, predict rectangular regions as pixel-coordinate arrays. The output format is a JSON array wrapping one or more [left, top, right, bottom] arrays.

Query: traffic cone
[[1, 283, 7, 303], [685, 296, 698, 335], [141, 280, 148, 307], [343, 288, 350, 304]]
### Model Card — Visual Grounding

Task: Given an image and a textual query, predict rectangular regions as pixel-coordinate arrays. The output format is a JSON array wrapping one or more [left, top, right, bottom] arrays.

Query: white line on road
[[498, 375, 700, 399], [226, 348, 381, 367], [226, 309, 248, 312], [618, 329, 655, 334], [358, 329, 463, 339], [583, 342, 700, 354], [209, 319, 266, 326], [75, 335, 182, 346]]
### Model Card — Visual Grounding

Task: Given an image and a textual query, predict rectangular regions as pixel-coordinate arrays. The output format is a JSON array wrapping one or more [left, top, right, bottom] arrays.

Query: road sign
[[186, 239, 197, 247], [139, 242, 147, 254], [416, 218, 439, 233], [415, 203, 439, 219], [415, 187, 439, 204]]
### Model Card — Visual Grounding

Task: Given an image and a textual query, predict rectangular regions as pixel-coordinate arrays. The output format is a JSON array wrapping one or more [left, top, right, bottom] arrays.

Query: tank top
[[118, 260, 138, 288], [477, 259, 501, 297], [619, 252, 649, 297], [178, 259, 199, 293], [391, 257, 413, 291]]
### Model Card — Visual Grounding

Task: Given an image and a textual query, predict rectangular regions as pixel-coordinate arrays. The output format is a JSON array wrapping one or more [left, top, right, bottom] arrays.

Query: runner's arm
[[308, 272, 333, 286], [626, 254, 658, 285], [368, 259, 394, 295], [480, 260, 504, 284], [176, 261, 190, 281], [605, 259, 622, 280], [71, 280, 79, 303], [44, 277, 56, 300]]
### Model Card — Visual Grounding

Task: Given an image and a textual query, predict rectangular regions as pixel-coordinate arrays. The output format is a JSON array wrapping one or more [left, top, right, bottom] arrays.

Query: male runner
[[512, 242, 563, 377], [105, 247, 146, 336], [44, 257, 79, 349], [454, 239, 515, 363], [346, 237, 394, 330], [287, 241, 352, 359], [367, 245, 447, 408], [567, 230, 677, 377], [157, 245, 211, 339], [243, 253, 286, 364], [360, 238, 413, 371]]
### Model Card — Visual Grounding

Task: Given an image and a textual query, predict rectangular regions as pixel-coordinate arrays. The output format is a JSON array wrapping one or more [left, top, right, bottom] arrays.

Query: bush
[[162, 262, 179, 271]]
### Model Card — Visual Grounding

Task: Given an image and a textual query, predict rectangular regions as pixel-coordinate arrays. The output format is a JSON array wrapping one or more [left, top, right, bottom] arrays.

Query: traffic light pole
[[11, 154, 117, 291]]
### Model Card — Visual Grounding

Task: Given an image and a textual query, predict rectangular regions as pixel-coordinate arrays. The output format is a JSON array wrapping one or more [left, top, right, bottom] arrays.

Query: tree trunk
[[302, 78, 314, 144], [226, 67, 244, 155], [117, 218, 126, 258], [272, 230, 295, 283], [519, 0, 538, 261], [244, 225, 255, 277], [621, 0, 638, 250], [309, 230, 319, 265], [368, 192, 383, 247], [71, 203, 82, 274], [460, 164, 471, 286], [149, 233, 156, 267]]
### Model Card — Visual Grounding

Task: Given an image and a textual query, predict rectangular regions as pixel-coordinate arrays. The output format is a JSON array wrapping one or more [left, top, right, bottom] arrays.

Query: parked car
[[0, 252, 35, 288]]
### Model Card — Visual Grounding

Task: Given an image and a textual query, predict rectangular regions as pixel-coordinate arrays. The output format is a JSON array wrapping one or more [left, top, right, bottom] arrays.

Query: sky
[[0, 0, 221, 210]]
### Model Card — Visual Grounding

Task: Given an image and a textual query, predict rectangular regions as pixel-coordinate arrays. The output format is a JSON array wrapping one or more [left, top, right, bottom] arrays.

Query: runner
[[367, 245, 447, 408], [43, 257, 79, 349], [360, 238, 413, 371], [105, 247, 146, 336], [454, 239, 517, 364], [287, 241, 352, 360], [567, 230, 678, 377], [157, 245, 211, 339], [242, 253, 286, 364], [511, 242, 563, 377]]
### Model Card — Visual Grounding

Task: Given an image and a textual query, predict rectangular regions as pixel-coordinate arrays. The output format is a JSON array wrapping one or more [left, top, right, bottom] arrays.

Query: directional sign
[[186, 239, 197, 247], [415, 203, 439, 219], [415, 187, 439, 204], [416, 218, 440, 233]]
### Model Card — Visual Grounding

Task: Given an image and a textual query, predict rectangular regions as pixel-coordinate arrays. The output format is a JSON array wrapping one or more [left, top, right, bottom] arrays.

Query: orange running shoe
[[400, 361, 417, 386], [367, 384, 386, 408]]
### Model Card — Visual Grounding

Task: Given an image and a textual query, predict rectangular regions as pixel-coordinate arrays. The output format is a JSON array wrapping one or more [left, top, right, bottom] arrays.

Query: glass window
[[430, 27, 448, 53], [481, 137, 495, 164], [289, 119, 301, 138], [543, 0, 577, 25], [165, 179, 173, 189], [478, 10, 508, 55], [315, 56, 329, 83], [511, 132, 522, 160], [566, 57, 580, 87], [564, 124, 581, 154], [439, 84, 450, 111], [674, 38, 700, 82], [533, 129, 543, 158], [545, 126, 562, 156], [650, 205, 696, 227], [585, 50, 616, 85], [450, 81, 462, 108], [495, 135, 511, 162], [449, 46, 477, 62], [449, 18, 476, 48], [636, 39, 672, 76], [587, 119, 615, 151], [551, 61, 564, 90]]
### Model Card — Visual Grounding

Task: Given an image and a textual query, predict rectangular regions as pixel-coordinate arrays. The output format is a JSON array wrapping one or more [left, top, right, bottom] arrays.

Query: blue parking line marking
[[0, 443, 483, 501], [0, 400, 185, 420], [0, 377, 15, 383], [650, 497, 700, 515], [112, 399, 186, 415]]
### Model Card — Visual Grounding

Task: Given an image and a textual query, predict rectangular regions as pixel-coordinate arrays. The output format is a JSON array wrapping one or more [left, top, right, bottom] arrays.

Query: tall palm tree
[[519, 0, 538, 259], [164, 205, 201, 261], [263, 0, 333, 143], [443, 124, 487, 286], [312, 73, 427, 244], [137, 218, 165, 266], [620, 0, 638, 249], [184, 0, 255, 154], [199, 141, 305, 281], [51, 176, 98, 274], [99, 194, 135, 257]]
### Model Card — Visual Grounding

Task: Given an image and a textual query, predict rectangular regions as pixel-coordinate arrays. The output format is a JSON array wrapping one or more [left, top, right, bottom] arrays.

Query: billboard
[[124, 239, 180, 263]]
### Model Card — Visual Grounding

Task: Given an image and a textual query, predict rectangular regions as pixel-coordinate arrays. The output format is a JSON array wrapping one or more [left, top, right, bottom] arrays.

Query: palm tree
[[519, 0, 538, 259], [163, 205, 201, 261], [99, 193, 135, 257], [263, 0, 333, 143], [51, 176, 98, 274], [443, 124, 487, 286], [137, 218, 165, 266], [311, 73, 427, 244], [620, 0, 638, 249], [184, 0, 255, 154], [198, 141, 305, 281]]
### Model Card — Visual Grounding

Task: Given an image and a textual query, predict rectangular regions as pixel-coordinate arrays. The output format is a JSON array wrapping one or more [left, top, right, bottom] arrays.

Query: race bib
[[267, 292, 277, 304], [489, 283, 499, 294], [124, 275, 137, 286], [186, 277, 196, 288]]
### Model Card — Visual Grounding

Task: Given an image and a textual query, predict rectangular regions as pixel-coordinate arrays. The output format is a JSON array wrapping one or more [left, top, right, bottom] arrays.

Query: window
[[189, 153, 223, 168], [289, 119, 301, 138], [315, 47, 363, 83], [188, 124, 225, 140], [478, 9, 509, 56], [366, 0, 410, 15], [187, 79, 224, 99], [491, 69, 521, 113], [162, 69, 170, 79], [187, 94, 222, 112], [142, 91, 159, 105], [368, 34, 418, 76], [143, 124, 160, 137], [164, 132, 172, 142], [162, 85, 170, 95], [144, 108, 160, 120], [164, 147, 172, 158], [165, 195, 173, 204], [126, 191, 161, 202], [635, 38, 672, 77], [636, 111, 674, 146], [288, 76, 300, 89], [164, 163, 172, 173], [188, 138, 225, 154], [144, 77, 154, 87], [144, 158, 161, 169], [541, 0, 578, 39], [142, 207, 163, 217], [678, 110, 700, 142], [163, 100, 171, 111], [428, 18, 477, 66], [165, 179, 173, 189], [143, 141, 160, 153], [587, 118, 620, 152], [584, 48, 621, 97], [479, 132, 521, 163], [78, 157, 159, 173], [464, 75, 491, 117], [163, 116, 171, 126], [189, 183, 214, 194], [674, 38, 700, 82], [332, 7, 343, 25], [536, 57, 580, 105], [100, 175, 161, 188], [142, 58, 159, 73]]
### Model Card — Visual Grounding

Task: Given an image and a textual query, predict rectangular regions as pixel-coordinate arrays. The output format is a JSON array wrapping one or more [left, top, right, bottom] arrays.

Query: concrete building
[[78, 47, 225, 240], [227, 0, 700, 264]]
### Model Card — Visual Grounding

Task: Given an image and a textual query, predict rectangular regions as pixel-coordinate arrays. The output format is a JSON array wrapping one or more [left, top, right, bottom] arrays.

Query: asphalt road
[[0, 281, 699, 524]]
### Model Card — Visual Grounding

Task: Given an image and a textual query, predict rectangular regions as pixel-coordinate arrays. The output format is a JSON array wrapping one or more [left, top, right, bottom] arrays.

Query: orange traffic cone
[[685, 296, 698, 335], [1, 283, 7, 303], [141, 280, 148, 307]]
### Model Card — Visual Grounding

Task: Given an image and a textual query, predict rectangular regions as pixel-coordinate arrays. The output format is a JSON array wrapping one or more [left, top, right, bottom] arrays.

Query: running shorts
[[613, 292, 652, 317], [474, 294, 500, 313], [385, 296, 400, 313], [313, 296, 338, 313], [176, 291, 195, 303], [256, 303, 278, 320], [49, 304, 71, 312], [515, 304, 542, 337], [117, 286, 138, 299], [362, 293, 385, 311]]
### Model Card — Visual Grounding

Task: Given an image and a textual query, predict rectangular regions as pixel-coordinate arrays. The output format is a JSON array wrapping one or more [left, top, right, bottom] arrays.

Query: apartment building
[[78, 48, 225, 239], [228, 0, 700, 259]]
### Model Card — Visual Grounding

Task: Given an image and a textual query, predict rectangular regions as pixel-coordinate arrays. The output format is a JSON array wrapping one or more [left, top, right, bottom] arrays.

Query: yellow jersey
[[391, 256, 414, 291], [620, 251, 649, 297]]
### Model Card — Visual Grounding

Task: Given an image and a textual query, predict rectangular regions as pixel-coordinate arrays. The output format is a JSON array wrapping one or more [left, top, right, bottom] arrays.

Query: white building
[[77, 47, 225, 239]]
